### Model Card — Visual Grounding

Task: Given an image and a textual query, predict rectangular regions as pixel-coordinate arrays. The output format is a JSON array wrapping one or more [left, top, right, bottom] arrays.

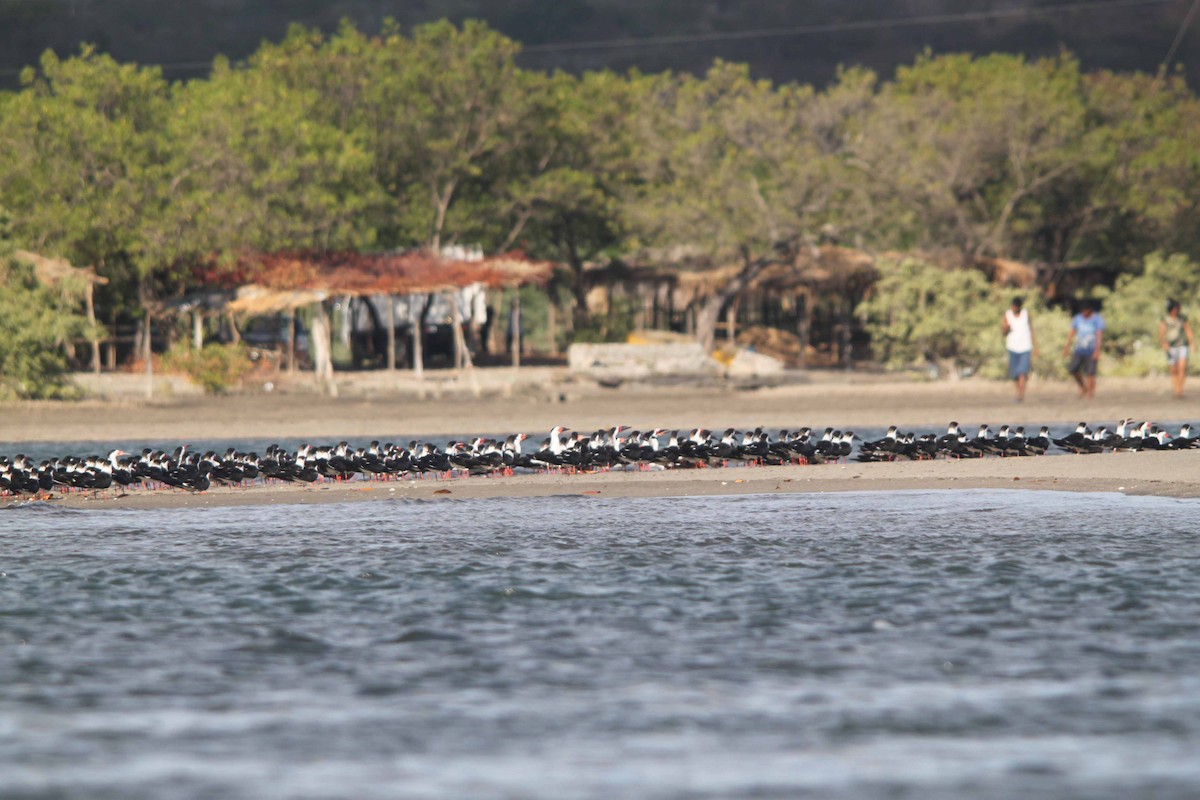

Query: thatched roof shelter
[[590, 246, 1038, 309], [672, 246, 878, 298], [211, 250, 555, 391], [12, 249, 108, 289], [223, 250, 552, 308], [10, 250, 108, 373]]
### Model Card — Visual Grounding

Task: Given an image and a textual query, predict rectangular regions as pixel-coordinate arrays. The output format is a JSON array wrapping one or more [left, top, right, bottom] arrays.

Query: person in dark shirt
[[1159, 300, 1195, 398]]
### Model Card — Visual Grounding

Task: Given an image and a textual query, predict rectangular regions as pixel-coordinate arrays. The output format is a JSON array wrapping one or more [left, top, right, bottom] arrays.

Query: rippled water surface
[[3, 491, 1200, 799]]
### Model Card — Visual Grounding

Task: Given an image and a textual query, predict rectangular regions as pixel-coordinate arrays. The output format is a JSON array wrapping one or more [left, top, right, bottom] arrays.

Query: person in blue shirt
[[1063, 300, 1104, 398]]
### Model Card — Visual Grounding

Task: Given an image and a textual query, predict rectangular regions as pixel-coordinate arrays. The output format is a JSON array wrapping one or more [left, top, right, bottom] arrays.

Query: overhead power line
[[0, 0, 1180, 77], [1161, 0, 1200, 67], [522, 0, 1176, 53]]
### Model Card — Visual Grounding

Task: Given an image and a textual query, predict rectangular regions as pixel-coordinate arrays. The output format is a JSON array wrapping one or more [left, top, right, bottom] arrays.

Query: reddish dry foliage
[[217, 250, 552, 295]]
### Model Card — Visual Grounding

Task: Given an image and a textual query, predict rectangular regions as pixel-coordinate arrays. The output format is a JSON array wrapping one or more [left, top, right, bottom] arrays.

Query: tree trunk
[[310, 301, 337, 397], [143, 314, 154, 399], [696, 252, 778, 354], [447, 290, 480, 396], [227, 312, 241, 344], [137, 277, 154, 399], [565, 224, 590, 330]]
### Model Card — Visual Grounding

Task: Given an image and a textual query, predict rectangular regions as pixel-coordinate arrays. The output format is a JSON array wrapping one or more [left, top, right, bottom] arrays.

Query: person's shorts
[[1068, 351, 1098, 376], [1008, 349, 1031, 379], [1167, 345, 1189, 365]]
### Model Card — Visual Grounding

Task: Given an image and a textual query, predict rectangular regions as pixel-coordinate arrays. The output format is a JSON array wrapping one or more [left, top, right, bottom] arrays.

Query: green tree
[[1098, 252, 1200, 374], [0, 48, 174, 315], [1078, 72, 1200, 270], [860, 52, 1095, 261], [488, 68, 638, 326], [167, 50, 382, 260], [626, 62, 863, 351], [0, 210, 87, 399]]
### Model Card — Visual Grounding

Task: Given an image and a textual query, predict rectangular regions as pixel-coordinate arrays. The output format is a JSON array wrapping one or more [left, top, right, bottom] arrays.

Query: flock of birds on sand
[[2, 419, 1198, 499]]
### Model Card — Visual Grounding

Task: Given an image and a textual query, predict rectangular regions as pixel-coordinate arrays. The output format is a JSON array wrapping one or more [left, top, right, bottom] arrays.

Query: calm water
[[2, 491, 1200, 799], [4, 421, 1145, 463]]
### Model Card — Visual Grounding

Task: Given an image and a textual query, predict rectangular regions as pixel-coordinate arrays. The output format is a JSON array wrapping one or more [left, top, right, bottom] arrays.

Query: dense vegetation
[[2, 19, 1199, 387], [0, 209, 88, 398]]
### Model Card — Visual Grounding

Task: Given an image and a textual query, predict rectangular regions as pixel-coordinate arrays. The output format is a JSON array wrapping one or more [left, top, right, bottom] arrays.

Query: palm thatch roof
[[12, 250, 108, 288], [219, 250, 553, 315], [591, 245, 1036, 298]]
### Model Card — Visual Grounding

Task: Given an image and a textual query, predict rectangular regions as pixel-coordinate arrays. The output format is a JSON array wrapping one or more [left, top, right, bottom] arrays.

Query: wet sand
[[22, 448, 1200, 511], [4, 371, 1198, 508]]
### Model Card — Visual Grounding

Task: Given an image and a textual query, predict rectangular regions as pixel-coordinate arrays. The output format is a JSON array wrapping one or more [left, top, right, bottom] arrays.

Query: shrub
[[0, 258, 85, 399], [858, 257, 1001, 377], [162, 341, 253, 393], [571, 295, 638, 344], [1097, 252, 1200, 376]]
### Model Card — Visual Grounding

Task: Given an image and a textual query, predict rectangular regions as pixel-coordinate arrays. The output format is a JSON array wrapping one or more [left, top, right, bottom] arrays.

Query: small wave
[[233, 628, 334, 655], [379, 629, 464, 644], [0, 500, 86, 515]]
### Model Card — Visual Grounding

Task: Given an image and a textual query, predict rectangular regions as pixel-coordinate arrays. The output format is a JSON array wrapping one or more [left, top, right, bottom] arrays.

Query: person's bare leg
[[1015, 374, 1027, 401], [1085, 375, 1097, 398], [1072, 370, 1087, 397], [1174, 359, 1187, 397]]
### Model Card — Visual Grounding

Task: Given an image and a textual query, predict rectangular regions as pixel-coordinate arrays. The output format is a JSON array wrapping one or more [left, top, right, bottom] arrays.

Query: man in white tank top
[[1002, 297, 1037, 402]]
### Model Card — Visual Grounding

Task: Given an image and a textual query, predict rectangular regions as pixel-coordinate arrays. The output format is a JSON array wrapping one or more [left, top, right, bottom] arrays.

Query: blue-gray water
[[7, 420, 1165, 463], [3, 490, 1200, 799]]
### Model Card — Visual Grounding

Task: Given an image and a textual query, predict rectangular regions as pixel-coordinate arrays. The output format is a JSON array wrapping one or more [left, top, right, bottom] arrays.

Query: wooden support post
[[412, 295, 425, 382], [143, 314, 154, 399], [193, 311, 204, 350], [286, 308, 296, 373], [385, 295, 396, 372], [85, 283, 100, 374], [511, 293, 521, 369]]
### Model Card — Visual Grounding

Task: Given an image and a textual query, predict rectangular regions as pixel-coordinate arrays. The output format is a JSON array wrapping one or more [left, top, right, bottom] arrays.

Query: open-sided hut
[[583, 246, 1041, 367], [223, 251, 552, 391], [583, 246, 878, 365]]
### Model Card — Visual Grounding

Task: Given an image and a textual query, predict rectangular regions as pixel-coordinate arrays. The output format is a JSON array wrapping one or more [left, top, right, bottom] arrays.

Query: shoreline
[[6, 371, 1199, 508], [12, 449, 1199, 510], [2, 373, 1197, 444]]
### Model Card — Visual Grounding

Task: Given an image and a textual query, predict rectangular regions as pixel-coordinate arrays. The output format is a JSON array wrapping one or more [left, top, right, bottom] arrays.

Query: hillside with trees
[[2, 18, 1199, 394], [1, 0, 1196, 88]]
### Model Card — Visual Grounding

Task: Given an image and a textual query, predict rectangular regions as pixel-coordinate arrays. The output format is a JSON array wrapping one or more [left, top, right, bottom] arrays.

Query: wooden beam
[[85, 283, 100, 374], [385, 295, 396, 372]]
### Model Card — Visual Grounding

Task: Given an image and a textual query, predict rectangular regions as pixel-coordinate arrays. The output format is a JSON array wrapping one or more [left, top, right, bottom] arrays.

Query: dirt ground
[[3, 368, 1198, 507], [3, 369, 1196, 444]]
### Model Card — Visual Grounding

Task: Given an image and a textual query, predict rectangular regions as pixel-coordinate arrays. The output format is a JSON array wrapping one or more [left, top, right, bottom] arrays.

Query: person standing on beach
[[1159, 300, 1195, 398], [1064, 301, 1104, 399], [1002, 297, 1036, 402]]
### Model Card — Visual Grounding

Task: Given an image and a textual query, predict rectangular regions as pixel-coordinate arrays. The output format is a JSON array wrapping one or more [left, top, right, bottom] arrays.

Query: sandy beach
[[3, 369, 1198, 508], [4, 369, 1197, 443], [19, 448, 1197, 511]]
